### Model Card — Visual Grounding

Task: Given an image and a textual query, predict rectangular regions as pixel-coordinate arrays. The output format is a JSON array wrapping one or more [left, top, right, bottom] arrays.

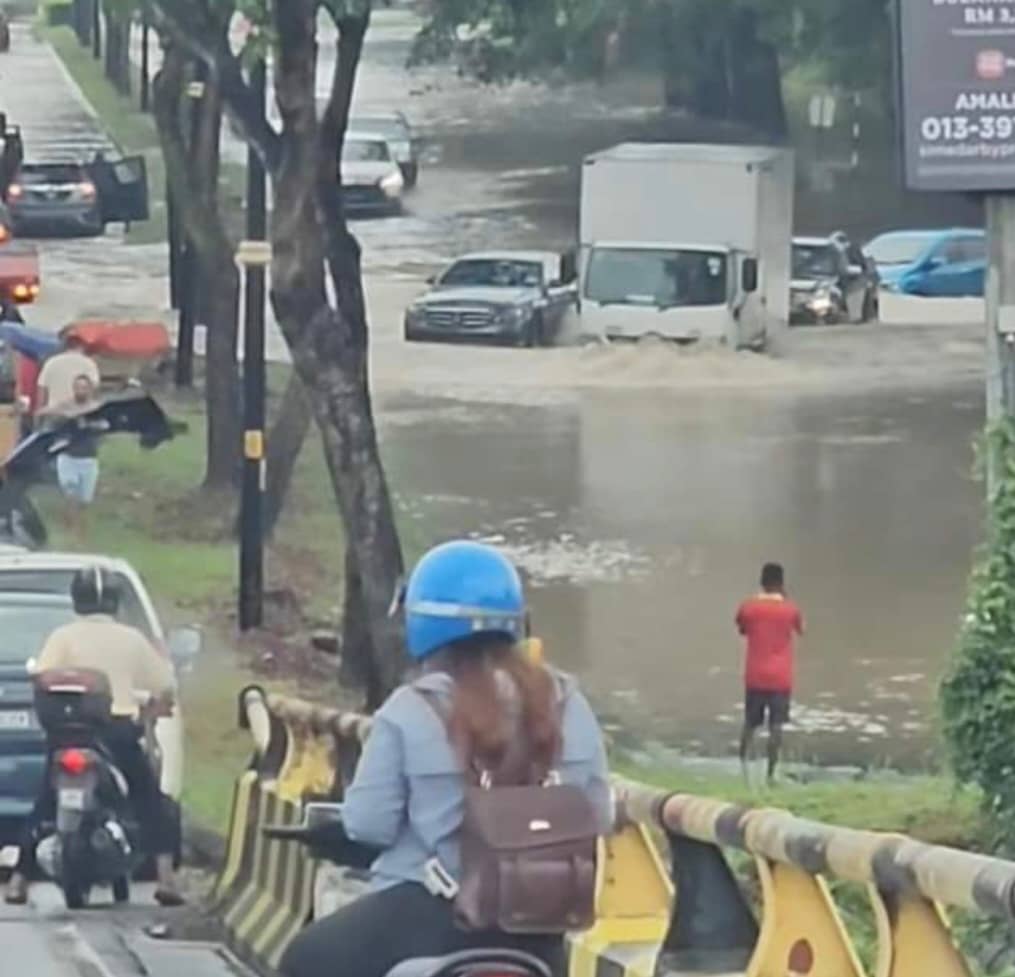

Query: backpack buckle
[[424, 857, 460, 900]]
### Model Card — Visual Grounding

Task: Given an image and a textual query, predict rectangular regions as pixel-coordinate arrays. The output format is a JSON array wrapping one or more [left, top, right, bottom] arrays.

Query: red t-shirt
[[736, 594, 803, 692]]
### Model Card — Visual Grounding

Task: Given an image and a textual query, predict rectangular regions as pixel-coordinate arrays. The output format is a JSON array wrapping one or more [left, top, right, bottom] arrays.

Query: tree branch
[[146, 0, 283, 172]]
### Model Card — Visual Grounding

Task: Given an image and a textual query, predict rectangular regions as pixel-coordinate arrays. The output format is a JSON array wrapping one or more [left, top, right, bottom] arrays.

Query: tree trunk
[[266, 0, 405, 700], [264, 371, 313, 537], [340, 545, 386, 710], [152, 40, 241, 491]]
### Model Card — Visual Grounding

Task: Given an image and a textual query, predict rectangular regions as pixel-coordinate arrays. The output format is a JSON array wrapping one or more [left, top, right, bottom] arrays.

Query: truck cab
[[579, 241, 760, 345]]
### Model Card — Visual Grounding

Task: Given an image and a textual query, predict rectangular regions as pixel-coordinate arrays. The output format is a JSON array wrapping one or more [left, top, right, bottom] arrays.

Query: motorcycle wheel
[[60, 837, 90, 910], [112, 876, 130, 904]]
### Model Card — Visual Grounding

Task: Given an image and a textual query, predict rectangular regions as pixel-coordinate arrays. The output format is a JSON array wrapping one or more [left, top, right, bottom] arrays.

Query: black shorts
[[745, 689, 791, 729]]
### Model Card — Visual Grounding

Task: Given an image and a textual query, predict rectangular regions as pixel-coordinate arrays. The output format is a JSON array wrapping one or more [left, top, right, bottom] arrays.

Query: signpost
[[896, 0, 1015, 428]]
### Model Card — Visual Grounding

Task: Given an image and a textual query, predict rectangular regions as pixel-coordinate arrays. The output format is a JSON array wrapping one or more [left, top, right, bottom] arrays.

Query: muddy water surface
[[382, 383, 983, 768]]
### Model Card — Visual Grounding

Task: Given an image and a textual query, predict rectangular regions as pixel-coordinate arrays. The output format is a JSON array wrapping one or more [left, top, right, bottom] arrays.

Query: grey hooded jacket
[[342, 668, 613, 890]]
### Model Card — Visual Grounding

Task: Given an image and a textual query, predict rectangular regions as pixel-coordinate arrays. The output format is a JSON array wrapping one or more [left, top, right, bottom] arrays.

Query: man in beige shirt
[[6, 567, 183, 906], [36, 331, 100, 413]]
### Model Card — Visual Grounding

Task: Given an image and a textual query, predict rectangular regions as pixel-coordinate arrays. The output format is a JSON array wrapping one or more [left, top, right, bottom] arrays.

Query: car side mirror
[[167, 626, 202, 671], [741, 258, 759, 293]]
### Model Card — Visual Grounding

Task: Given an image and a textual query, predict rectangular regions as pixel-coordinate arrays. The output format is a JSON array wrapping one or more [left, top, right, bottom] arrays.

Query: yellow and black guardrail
[[212, 680, 1015, 977]]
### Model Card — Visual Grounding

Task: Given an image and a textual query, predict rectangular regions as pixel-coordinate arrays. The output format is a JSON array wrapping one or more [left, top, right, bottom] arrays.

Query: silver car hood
[[418, 286, 540, 306]]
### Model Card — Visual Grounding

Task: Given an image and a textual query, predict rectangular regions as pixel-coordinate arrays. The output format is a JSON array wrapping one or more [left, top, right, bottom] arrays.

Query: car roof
[[345, 130, 390, 143], [793, 236, 835, 247], [0, 590, 72, 607], [0, 551, 137, 576], [871, 228, 983, 242], [453, 251, 559, 264]]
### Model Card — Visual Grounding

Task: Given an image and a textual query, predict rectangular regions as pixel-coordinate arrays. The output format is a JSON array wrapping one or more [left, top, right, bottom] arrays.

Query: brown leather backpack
[[418, 686, 599, 934]]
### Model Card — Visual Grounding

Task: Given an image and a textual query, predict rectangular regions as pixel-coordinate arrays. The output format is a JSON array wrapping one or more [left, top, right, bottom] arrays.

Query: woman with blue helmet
[[281, 540, 612, 977]]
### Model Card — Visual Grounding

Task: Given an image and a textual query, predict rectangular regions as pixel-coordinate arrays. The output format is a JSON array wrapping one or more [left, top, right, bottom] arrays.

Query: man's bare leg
[[739, 723, 756, 782], [767, 723, 784, 785]]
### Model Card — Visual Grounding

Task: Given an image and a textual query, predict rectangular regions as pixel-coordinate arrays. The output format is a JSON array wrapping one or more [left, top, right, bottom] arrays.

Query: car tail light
[[58, 749, 91, 776], [78, 181, 96, 200], [7, 184, 21, 200]]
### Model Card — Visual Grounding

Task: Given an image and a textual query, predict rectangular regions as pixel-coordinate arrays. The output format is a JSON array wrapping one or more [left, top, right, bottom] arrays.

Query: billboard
[[898, 0, 1015, 192]]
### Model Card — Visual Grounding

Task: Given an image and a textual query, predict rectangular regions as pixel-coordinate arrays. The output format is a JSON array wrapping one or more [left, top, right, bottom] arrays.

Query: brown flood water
[[380, 383, 983, 769]]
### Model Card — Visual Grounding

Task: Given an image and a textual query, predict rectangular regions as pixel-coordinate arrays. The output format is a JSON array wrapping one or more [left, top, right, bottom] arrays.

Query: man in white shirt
[[37, 330, 100, 412]]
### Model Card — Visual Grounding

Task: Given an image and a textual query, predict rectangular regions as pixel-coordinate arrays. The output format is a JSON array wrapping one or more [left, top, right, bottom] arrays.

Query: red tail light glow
[[58, 749, 91, 776]]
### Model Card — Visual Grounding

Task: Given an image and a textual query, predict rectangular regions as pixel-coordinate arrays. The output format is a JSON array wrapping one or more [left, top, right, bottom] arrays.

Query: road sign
[[808, 94, 836, 130], [897, 0, 1015, 191]]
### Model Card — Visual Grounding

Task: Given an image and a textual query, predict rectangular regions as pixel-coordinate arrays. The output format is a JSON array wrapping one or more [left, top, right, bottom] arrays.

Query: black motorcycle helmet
[[70, 566, 120, 616]]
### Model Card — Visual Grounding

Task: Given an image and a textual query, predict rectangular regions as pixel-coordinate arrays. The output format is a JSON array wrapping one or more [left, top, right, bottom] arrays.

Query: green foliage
[[942, 420, 1015, 841]]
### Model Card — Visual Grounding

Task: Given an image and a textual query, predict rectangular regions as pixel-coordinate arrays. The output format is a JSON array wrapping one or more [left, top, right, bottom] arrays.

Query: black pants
[[280, 882, 565, 977], [16, 718, 173, 873]]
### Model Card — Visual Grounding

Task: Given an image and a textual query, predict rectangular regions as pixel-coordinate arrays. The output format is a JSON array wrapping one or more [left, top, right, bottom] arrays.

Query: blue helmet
[[403, 540, 526, 661]]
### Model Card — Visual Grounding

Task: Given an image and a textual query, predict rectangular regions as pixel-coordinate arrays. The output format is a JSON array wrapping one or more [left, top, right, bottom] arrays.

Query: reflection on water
[[381, 384, 982, 768]]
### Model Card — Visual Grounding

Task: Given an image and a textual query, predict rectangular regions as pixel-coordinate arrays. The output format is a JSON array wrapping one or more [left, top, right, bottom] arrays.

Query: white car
[[0, 550, 195, 858], [340, 131, 404, 216]]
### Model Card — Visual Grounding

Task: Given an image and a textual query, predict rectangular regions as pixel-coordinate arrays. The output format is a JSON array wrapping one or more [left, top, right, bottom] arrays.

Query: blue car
[[865, 229, 985, 297]]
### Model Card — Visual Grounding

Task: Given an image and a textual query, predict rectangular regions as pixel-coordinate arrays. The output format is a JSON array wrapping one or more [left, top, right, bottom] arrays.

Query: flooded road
[[382, 382, 983, 768], [10, 12, 992, 769]]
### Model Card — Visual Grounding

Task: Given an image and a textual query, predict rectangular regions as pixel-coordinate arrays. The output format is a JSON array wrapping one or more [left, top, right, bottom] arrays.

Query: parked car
[[404, 251, 577, 347], [7, 156, 149, 237], [790, 235, 879, 325], [340, 132, 405, 216], [0, 551, 193, 857], [350, 112, 419, 187], [865, 228, 985, 297]]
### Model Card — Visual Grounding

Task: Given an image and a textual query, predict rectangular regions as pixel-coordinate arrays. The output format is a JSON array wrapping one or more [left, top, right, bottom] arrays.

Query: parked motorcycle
[[32, 668, 143, 909], [264, 805, 552, 977]]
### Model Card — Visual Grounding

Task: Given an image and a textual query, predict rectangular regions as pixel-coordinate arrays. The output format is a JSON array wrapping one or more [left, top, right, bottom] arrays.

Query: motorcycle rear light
[[58, 749, 91, 776]]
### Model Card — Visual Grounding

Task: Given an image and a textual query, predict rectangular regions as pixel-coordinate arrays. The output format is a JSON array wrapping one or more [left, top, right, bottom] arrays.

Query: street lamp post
[[140, 18, 150, 112], [237, 59, 269, 633], [236, 237, 270, 632]]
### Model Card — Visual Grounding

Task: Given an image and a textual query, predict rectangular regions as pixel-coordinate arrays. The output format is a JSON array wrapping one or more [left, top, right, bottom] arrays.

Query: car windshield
[[866, 234, 934, 266], [0, 569, 155, 640], [342, 140, 391, 163], [439, 259, 544, 288], [793, 243, 838, 279], [17, 165, 86, 185], [585, 248, 728, 308], [0, 595, 75, 664]]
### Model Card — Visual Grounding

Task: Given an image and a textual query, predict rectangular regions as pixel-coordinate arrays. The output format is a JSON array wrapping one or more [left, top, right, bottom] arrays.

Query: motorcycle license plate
[[59, 788, 86, 811], [0, 711, 30, 730]]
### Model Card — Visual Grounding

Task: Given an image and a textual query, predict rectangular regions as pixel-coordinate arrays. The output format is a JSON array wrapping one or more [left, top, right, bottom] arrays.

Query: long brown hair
[[429, 636, 562, 780]]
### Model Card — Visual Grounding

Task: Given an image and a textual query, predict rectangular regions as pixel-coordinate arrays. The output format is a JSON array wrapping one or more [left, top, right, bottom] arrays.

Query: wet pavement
[[1, 881, 246, 976], [5, 13, 997, 768]]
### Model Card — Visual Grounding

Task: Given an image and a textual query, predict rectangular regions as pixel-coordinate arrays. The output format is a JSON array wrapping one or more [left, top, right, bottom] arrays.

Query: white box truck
[[578, 143, 794, 348]]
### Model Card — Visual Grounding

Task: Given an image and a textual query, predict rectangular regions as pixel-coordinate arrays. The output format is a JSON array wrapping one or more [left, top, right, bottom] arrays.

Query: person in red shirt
[[735, 562, 803, 784]]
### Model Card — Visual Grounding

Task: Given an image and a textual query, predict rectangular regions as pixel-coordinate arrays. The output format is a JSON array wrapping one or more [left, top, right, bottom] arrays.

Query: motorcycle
[[31, 668, 145, 909], [263, 804, 552, 977]]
